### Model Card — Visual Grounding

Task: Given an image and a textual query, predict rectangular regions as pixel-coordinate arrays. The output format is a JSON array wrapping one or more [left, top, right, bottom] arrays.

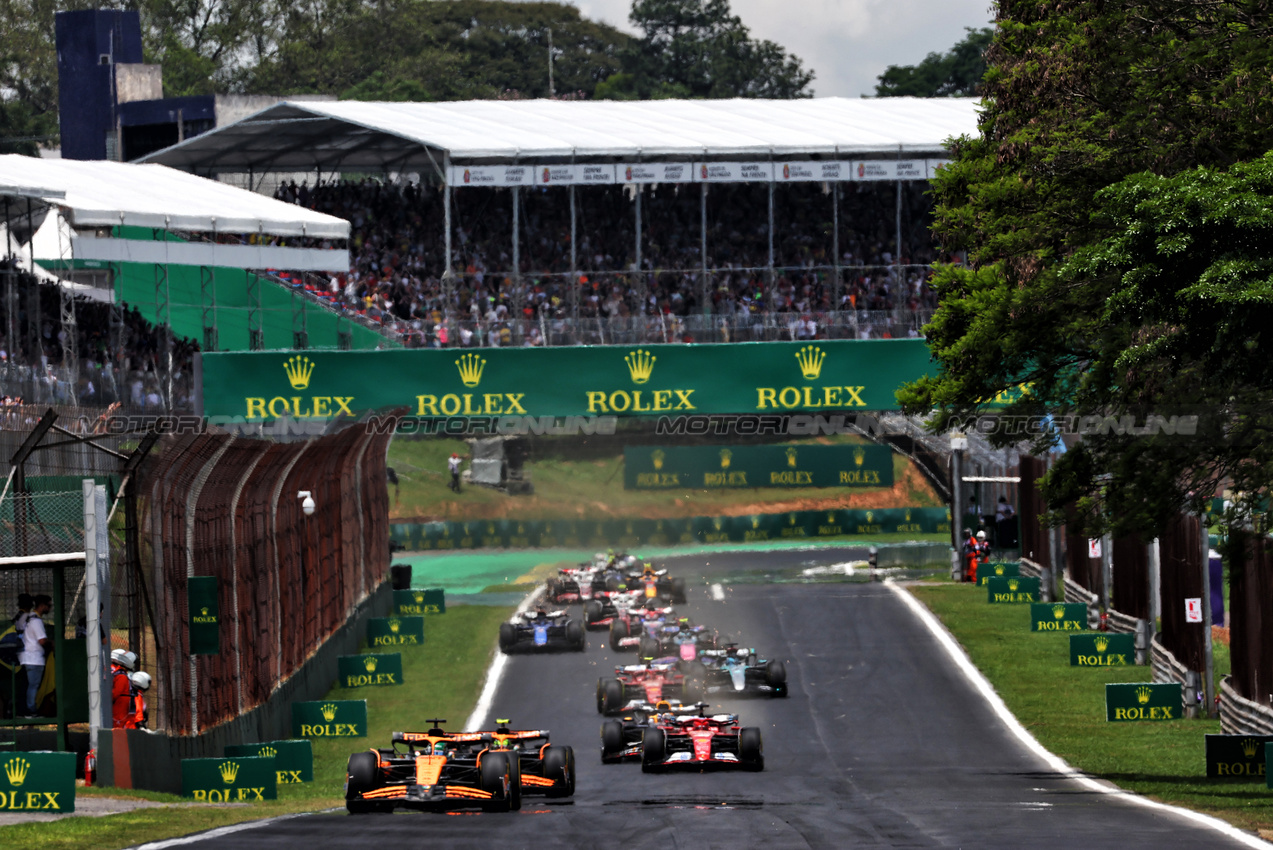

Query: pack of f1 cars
[[622, 563, 688, 605], [482, 719, 575, 798], [345, 720, 522, 813], [700, 646, 788, 698], [641, 703, 764, 773], [636, 617, 719, 662], [499, 609, 586, 653], [599, 699, 685, 763], [583, 589, 643, 631], [597, 661, 705, 714], [608, 601, 677, 651]]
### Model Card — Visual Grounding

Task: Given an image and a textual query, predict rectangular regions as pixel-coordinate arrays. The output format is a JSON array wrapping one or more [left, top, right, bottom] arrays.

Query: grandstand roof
[[0, 155, 348, 238], [140, 97, 980, 174]]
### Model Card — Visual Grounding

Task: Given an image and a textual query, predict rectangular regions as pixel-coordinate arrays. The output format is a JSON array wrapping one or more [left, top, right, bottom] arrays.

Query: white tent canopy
[[0, 155, 349, 238], [139, 97, 980, 174]]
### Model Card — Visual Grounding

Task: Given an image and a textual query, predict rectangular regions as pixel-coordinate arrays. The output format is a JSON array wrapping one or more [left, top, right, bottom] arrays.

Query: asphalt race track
[[172, 547, 1260, 849]]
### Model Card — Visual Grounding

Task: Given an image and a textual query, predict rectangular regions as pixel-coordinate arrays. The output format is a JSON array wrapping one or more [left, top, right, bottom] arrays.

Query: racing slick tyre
[[508, 753, 522, 811], [765, 659, 788, 696], [739, 727, 764, 771], [566, 619, 586, 651], [542, 745, 574, 797], [641, 728, 666, 773], [498, 622, 517, 654], [345, 752, 382, 814], [609, 619, 631, 651], [670, 578, 687, 604], [598, 677, 625, 714], [683, 675, 706, 704], [637, 635, 659, 660], [601, 719, 625, 760], [584, 600, 604, 629], [480, 752, 514, 812]]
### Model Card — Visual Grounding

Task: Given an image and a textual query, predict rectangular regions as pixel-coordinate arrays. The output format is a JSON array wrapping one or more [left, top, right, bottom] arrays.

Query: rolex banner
[[337, 653, 404, 688], [187, 576, 220, 656], [0, 752, 76, 813], [1201, 735, 1273, 780], [393, 588, 446, 615], [624, 444, 893, 489], [225, 740, 314, 784], [366, 616, 424, 648], [198, 340, 936, 421], [986, 576, 1040, 603], [292, 700, 367, 737], [181, 757, 277, 801], [976, 562, 1020, 586], [1070, 633, 1133, 666], [1030, 602, 1087, 632], [1105, 683, 1181, 721]]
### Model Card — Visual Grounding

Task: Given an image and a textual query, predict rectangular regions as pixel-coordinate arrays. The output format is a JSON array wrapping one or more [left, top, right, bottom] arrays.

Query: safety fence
[[141, 419, 395, 735], [390, 507, 951, 551]]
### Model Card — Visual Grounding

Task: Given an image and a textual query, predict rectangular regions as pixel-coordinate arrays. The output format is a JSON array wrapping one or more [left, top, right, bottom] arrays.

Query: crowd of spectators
[[275, 175, 944, 346], [0, 262, 197, 409]]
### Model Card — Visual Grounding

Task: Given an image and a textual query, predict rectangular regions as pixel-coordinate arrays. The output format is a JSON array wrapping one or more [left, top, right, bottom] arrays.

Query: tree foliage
[[898, 1, 1273, 536], [874, 26, 991, 97]]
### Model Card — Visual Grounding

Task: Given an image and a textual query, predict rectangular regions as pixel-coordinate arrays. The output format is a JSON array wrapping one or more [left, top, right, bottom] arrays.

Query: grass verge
[[1, 603, 516, 850], [908, 583, 1272, 834]]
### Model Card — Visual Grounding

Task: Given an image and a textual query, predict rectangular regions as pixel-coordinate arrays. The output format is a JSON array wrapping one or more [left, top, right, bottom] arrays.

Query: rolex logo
[[827, 512, 836, 522], [751, 517, 760, 529], [1007, 578, 1020, 591], [260, 746, 277, 759], [1242, 738, 1260, 759], [201, 607, 209, 616], [854, 446, 865, 467], [795, 345, 826, 380], [364, 656, 378, 672], [786, 447, 797, 468], [1094, 636, 1109, 652], [713, 518, 722, 530], [865, 511, 874, 523], [284, 355, 315, 390], [624, 349, 656, 384], [1052, 604, 1066, 619], [321, 703, 338, 721], [414, 592, 424, 603], [455, 353, 486, 387], [389, 619, 401, 634], [995, 565, 1005, 575], [4, 757, 29, 786], [789, 513, 798, 525], [1136, 686, 1152, 705], [904, 510, 911, 521], [652, 449, 665, 470], [219, 761, 240, 784], [719, 449, 731, 469]]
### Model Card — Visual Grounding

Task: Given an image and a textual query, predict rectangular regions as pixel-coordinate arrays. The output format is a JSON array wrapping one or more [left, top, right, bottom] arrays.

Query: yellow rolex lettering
[[653, 390, 672, 410], [757, 388, 777, 409], [462, 394, 479, 415], [439, 394, 461, 415], [313, 397, 331, 417], [483, 394, 504, 414], [503, 394, 526, 414], [193, 790, 207, 801], [291, 397, 309, 417], [416, 395, 439, 416], [823, 387, 841, 406], [268, 397, 290, 418], [844, 386, 866, 406], [41, 792, 59, 810], [25, 793, 39, 809], [246, 398, 267, 419], [586, 392, 609, 413], [608, 392, 631, 412], [778, 387, 801, 408], [301, 724, 314, 735], [673, 389, 695, 409], [333, 397, 355, 415], [802, 386, 814, 407], [631, 391, 651, 412]]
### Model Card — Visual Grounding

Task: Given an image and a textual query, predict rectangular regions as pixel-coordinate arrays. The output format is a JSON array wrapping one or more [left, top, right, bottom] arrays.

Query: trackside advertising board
[[292, 700, 368, 738], [976, 562, 1020, 585], [225, 740, 314, 784], [181, 757, 277, 801], [1105, 683, 1181, 721], [1199, 735, 1272, 780], [198, 340, 936, 421], [986, 576, 1039, 603], [1030, 603, 1087, 632], [367, 616, 424, 648], [0, 752, 76, 813], [1070, 633, 1134, 667], [624, 444, 893, 490], [393, 588, 446, 615], [337, 653, 404, 688]]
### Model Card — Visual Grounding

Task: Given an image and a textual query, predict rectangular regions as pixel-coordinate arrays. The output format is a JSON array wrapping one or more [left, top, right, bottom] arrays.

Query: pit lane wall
[[391, 507, 951, 551]]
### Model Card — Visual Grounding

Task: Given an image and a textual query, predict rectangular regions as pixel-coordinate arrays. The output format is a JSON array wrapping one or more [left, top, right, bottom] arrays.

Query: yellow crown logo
[[1094, 636, 1109, 652], [1007, 578, 1020, 591], [1052, 604, 1066, 619], [624, 349, 656, 384], [4, 757, 29, 786], [201, 607, 209, 616], [1136, 686, 1152, 705], [321, 703, 338, 721], [364, 656, 378, 672], [786, 447, 797, 468], [414, 592, 424, 603], [713, 518, 722, 530], [719, 449, 731, 469], [827, 512, 836, 522], [455, 353, 486, 387], [865, 511, 874, 523], [795, 345, 826, 380], [854, 446, 865, 467], [751, 517, 760, 529], [905, 510, 911, 521], [389, 619, 401, 634], [284, 355, 315, 390], [789, 513, 798, 525], [995, 565, 1005, 575], [260, 746, 277, 759], [1242, 738, 1260, 759], [219, 761, 240, 784], [652, 449, 665, 470]]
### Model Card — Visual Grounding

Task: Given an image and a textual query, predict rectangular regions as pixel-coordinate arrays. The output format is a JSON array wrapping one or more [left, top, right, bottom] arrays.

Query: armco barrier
[[96, 580, 391, 795], [1220, 677, 1273, 735], [390, 507, 951, 551]]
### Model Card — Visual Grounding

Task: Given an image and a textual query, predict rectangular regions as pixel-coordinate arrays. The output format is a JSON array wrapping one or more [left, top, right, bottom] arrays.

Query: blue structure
[[55, 9, 144, 161]]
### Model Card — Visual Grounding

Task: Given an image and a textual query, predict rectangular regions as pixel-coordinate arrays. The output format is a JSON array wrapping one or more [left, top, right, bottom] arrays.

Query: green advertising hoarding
[[181, 756, 277, 801], [188, 576, 220, 656], [292, 700, 368, 737], [1030, 602, 1087, 632], [1105, 683, 1181, 721], [393, 588, 446, 615], [199, 339, 935, 420], [976, 562, 1020, 585], [366, 616, 424, 648], [0, 752, 76, 813], [624, 444, 893, 489], [337, 653, 404, 688], [1070, 633, 1134, 666], [225, 740, 314, 784], [986, 576, 1040, 603]]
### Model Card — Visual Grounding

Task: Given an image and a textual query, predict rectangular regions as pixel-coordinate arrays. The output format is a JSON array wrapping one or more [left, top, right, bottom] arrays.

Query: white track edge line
[[463, 586, 543, 731], [125, 809, 338, 850], [884, 580, 1269, 849]]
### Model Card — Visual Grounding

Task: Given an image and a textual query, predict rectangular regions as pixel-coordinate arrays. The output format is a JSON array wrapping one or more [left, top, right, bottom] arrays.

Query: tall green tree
[[874, 27, 991, 97], [898, 1, 1273, 535]]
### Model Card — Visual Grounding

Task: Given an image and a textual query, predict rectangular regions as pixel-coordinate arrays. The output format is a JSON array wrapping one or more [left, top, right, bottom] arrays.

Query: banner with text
[[449, 161, 951, 186], [1070, 633, 1133, 667], [1105, 683, 1181, 721], [0, 752, 75, 813], [200, 339, 935, 422], [292, 700, 368, 738], [976, 562, 1020, 586], [986, 576, 1039, 603], [367, 616, 424, 648], [624, 444, 893, 490], [393, 588, 446, 615], [181, 756, 277, 801], [1030, 602, 1087, 632], [337, 653, 404, 688], [225, 740, 313, 784]]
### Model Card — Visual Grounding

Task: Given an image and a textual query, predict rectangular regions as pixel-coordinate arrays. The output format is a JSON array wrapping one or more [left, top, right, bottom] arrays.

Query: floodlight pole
[[1200, 513, 1216, 717]]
